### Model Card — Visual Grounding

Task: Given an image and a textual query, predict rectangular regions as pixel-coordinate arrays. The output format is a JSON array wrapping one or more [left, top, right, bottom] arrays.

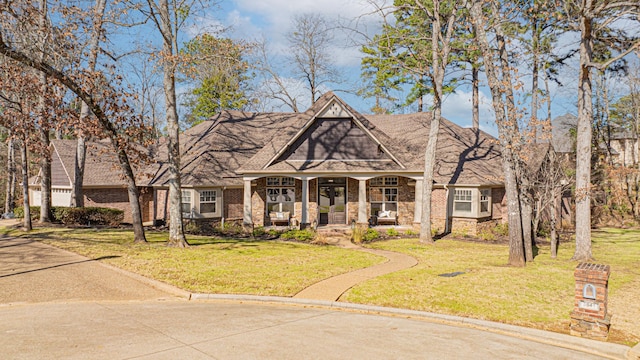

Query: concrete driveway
[[0, 232, 633, 359]]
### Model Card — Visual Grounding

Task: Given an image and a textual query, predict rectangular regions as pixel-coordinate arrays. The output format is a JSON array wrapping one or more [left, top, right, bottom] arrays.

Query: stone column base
[[242, 223, 254, 233], [570, 311, 611, 340], [299, 223, 309, 230]]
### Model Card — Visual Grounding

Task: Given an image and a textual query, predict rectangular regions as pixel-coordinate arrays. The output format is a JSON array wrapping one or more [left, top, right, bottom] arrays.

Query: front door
[[318, 178, 346, 225]]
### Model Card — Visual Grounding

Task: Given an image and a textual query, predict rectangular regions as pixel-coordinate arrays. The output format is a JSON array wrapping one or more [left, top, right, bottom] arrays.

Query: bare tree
[[20, 134, 31, 230], [4, 134, 16, 215], [0, 1, 150, 242], [71, 0, 108, 208], [142, 0, 193, 247], [287, 13, 340, 106], [252, 39, 301, 112], [469, 0, 525, 266], [566, 0, 640, 261]]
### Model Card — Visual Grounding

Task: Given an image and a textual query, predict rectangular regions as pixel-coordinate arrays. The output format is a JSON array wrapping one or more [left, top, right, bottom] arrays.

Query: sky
[[185, 0, 640, 138]]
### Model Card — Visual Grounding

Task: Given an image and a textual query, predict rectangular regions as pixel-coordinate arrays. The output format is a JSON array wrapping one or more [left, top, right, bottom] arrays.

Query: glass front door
[[318, 178, 346, 225]]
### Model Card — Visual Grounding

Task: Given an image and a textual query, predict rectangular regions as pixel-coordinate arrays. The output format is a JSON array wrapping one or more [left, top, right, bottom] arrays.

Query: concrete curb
[[628, 343, 640, 360], [191, 293, 632, 360]]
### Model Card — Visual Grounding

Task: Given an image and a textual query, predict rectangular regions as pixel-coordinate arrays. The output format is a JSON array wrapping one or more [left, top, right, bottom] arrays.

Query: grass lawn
[[1, 224, 638, 345], [344, 228, 640, 346], [0, 226, 383, 296]]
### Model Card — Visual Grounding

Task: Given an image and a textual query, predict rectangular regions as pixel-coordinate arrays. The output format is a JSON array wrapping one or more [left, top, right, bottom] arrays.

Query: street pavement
[[0, 226, 635, 359]]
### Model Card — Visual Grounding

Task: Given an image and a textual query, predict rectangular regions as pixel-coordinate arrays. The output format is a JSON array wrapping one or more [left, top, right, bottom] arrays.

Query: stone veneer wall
[[83, 187, 153, 223], [251, 178, 266, 226], [346, 179, 358, 224], [396, 177, 414, 225]]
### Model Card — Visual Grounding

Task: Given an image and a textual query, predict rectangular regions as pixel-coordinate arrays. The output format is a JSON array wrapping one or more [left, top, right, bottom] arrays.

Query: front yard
[[1, 224, 639, 346]]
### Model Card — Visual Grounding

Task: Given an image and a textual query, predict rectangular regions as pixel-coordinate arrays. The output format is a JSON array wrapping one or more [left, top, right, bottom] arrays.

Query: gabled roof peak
[[318, 99, 351, 118]]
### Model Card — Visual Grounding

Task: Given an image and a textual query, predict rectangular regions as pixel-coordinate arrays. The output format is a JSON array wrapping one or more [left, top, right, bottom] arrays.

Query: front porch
[[242, 175, 424, 229]]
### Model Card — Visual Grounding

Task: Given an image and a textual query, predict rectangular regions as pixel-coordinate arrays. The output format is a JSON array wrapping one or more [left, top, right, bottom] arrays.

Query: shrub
[[280, 228, 316, 242], [386, 227, 399, 237], [252, 226, 266, 237], [363, 228, 379, 242], [478, 230, 495, 241], [184, 221, 201, 234], [55, 207, 124, 226], [14, 206, 41, 220], [494, 223, 509, 236], [15, 206, 124, 226], [404, 229, 418, 236]]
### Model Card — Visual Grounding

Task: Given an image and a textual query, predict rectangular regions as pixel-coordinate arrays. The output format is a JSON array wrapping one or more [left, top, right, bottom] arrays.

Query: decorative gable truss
[[266, 98, 405, 168]]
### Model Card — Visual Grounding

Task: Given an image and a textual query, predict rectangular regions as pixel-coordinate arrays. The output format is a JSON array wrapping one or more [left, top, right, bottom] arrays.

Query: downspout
[[444, 184, 452, 234], [222, 186, 226, 227]]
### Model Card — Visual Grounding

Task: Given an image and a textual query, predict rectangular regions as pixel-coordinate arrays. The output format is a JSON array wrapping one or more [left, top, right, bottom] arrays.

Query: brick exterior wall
[[155, 188, 168, 221], [224, 188, 243, 219], [431, 188, 448, 221], [83, 187, 153, 223], [492, 187, 507, 222]]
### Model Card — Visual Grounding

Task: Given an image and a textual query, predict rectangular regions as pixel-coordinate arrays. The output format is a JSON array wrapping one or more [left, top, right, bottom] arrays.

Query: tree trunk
[[37, 0, 51, 223], [39, 124, 52, 223], [550, 187, 559, 259], [469, 0, 525, 266], [159, 0, 188, 247], [521, 196, 534, 262], [420, 108, 440, 244], [5, 136, 16, 214], [71, 0, 107, 208], [573, 6, 594, 261], [531, 15, 540, 142], [70, 134, 85, 207], [20, 136, 32, 231], [418, 0, 457, 244], [472, 65, 479, 130], [112, 145, 147, 242]]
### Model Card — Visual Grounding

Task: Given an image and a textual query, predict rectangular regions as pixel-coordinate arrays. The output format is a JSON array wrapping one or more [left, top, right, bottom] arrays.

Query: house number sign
[[578, 283, 599, 311], [578, 300, 600, 311]]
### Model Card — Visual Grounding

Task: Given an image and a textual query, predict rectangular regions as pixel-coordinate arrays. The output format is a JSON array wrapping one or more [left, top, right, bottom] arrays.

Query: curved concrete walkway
[[293, 238, 418, 301]]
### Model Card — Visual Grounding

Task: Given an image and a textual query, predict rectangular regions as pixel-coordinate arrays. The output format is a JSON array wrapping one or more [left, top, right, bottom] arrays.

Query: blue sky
[[184, 1, 640, 138]]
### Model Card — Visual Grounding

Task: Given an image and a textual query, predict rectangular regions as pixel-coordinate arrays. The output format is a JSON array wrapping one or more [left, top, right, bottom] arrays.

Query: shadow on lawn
[[0, 255, 121, 279]]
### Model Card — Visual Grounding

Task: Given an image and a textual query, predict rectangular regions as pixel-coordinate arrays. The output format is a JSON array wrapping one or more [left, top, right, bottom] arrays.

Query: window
[[369, 176, 397, 186], [199, 190, 217, 214], [370, 177, 398, 215], [454, 189, 472, 213], [480, 189, 491, 215], [267, 177, 295, 186], [181, 190, 192, 214], [267, 177, 295, 214], [452, 188, 492, 218]]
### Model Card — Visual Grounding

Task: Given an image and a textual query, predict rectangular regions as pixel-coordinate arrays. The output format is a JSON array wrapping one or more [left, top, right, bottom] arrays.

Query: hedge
[[14, 206, 124, 226]]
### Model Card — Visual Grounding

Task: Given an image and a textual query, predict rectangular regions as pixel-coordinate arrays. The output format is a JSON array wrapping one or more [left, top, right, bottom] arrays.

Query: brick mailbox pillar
[[570, 263, 611, 340]]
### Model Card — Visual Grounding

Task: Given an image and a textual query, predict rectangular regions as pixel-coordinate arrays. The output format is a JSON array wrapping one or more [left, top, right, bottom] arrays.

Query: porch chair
[[269, 211, 290, 226], [375, 210, 398, 225]]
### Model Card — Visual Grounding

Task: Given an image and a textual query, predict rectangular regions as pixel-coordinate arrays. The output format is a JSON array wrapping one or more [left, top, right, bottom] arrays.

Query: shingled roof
[[145, 92, 503, 187], [37, 139, 155, 188]]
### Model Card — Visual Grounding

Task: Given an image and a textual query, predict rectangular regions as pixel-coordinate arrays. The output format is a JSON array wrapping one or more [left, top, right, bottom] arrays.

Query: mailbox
[[570, 263, 611, 340]]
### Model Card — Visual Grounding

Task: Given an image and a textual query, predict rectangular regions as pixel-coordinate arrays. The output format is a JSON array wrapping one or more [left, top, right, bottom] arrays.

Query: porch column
[[301, 178, 309, 225], [243, 179, 252, 225], [414, 179, 423, 224], [358, 179, 367, 224]]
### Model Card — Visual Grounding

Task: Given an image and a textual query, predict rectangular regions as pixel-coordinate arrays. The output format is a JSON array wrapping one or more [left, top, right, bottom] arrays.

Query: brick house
[[31, 92, 506, 235]]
